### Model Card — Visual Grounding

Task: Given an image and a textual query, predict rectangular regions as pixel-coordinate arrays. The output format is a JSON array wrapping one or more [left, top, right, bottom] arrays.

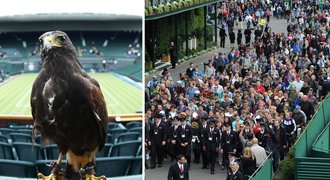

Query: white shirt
[[294, 80, 304, 93], [182, 125, 186, 130], [251, 144, 267, 167], [177, 163, 184, 172]]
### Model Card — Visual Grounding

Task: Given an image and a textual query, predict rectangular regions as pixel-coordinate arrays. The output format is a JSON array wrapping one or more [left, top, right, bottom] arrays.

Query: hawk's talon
[[85, 174, 106, 180], [38, 172, 63, 180]]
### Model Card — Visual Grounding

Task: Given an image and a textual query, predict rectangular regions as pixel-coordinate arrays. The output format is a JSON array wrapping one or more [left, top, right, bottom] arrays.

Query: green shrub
[[275, 147, 295, 180], [193, 0, 200, 4], [187, 0, 194, 6], [145, 7, 153, 16], [164, 4, 171, 13], [171, 2, 178, 10]]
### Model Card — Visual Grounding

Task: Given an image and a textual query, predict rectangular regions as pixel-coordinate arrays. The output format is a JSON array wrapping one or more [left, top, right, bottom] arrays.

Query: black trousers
[[193, 142, 201, 163], [171, 57, 177, 68], [220, 37, 226, 48], [151, 144, 164, 166], [207, 148, 217, 171], [245, 36, 251, 46], [202, 147, 208, 168]]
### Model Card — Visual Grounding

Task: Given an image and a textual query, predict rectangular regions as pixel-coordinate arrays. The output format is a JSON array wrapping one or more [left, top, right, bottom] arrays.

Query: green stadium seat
[[95, 156, 132, 177], [116, 132, 140, 144], [0, 135, 9, 144], [9, 133, 32, 143], [129, 127, 142, 136], [136, 145, 142, 156], [109, 140, 141, 157], [0, 159, 36, 178], [126, 122, 142, 130], [0, 142, 15, 160], [9, 125, 32, 129], [108, 122, 119, 130], [0, 128, 16, 137], [106, 134, 113, 144], [108, 129, 128, 144], [35, 160, 67, 176], [45, 144, 60, 160], [15, 129, 33, 135], [127, 156, 142, 175], [96, 143, 113, 158], [13, 142, 42, 162]]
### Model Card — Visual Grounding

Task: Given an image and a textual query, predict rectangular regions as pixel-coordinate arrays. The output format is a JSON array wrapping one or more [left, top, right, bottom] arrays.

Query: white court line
[[100, 86, 119, 107], [16, 90, 31, 108]]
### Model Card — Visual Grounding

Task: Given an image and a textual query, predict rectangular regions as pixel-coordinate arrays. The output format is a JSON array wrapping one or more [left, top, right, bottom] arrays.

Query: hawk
[[31, 31, 107, 180]]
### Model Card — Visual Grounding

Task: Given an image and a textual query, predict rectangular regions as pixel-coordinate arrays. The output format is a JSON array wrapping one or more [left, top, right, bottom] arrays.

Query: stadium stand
[[0, 122, 142, 178], [0, 31, 142, 80]]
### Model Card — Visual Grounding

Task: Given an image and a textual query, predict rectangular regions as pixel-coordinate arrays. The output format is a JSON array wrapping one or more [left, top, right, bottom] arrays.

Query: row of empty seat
[[0, 156, 141, 178], [0, 121, 142, 178]]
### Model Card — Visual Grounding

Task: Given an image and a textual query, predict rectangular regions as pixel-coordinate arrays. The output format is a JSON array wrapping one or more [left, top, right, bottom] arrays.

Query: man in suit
[[178, 118, 192, 167], [168, 154, 189, 180], [226, 152, 242, 179], [255, 122, 267, 148], [228, 162, 244, 180], [221, 123, 237, 170], [202, 118, 221, 174], [219, 25, 227, 48], [200, 118, 209, 169], [149, 113, 167, 168], [169, 41, 177, 69], [168, 118, 180, 161]]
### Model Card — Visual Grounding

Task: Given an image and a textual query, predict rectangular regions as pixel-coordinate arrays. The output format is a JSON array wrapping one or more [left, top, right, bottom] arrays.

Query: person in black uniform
[[220, 25, 227, 48], [228, 162, 244, 180], [169, 42, 177, 69], [200, 118, 209, 169], [178, 118, 192, 168], [244, 27, 252, 47], [168, 154, 189, 180], [202, 118, 221, 174], [229, 29, 236, 48], [226, 152, 242, 180], [149, 113, 167, 168], [145, 116, 151, 170], [221, 123, 237, 170], [255, 122, 267, 148], [168, 118, 180, 161], [191, 118, 202, 164], [237, 29, 242, 47]]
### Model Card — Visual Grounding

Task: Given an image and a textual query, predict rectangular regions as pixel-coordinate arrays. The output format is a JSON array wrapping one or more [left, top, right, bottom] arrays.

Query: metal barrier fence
[[294, 94, 330, 158], [248, 152, 273, 180]]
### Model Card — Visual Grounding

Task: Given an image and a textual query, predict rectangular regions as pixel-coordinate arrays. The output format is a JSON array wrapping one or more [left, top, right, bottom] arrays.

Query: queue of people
[[146, 0, 330, 179]]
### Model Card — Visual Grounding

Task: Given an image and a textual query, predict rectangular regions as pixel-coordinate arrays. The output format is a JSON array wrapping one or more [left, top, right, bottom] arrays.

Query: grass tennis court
[[0, 73, 142, 116]]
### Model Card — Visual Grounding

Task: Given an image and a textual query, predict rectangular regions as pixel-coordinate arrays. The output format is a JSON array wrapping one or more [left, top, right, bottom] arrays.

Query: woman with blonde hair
[[241, 147, 257, 178]]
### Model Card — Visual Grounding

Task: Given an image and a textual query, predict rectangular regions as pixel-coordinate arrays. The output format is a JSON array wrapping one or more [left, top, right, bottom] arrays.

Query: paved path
[[145, 157, 228, 180], [145, 17, 288, 84], [145, 17, 288, 180]]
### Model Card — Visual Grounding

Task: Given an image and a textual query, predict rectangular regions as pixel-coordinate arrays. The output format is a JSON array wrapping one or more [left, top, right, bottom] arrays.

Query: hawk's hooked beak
[[43, 35, 62, 51]]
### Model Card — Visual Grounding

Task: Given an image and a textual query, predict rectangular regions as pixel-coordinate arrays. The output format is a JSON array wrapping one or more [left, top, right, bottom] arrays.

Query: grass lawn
[[0, 73, 142, 116]]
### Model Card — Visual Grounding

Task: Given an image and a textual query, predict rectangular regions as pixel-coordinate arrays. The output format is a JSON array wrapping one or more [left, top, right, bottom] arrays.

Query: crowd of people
[[146, 0, 330, 179]]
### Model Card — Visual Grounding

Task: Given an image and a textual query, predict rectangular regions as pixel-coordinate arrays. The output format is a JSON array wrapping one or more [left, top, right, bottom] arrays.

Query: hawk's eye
[[39, 39, 43, 44], [58, 36, 65, 42]]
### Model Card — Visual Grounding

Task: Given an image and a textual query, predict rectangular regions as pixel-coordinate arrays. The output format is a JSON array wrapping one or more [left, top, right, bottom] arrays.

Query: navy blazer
[[168, 162, 189, 180]]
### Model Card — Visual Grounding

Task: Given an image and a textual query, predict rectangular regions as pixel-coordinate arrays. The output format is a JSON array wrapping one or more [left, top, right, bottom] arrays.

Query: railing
[[248, 152, 273, 180], [0, 114, 142, 122], [294, 94, 330, 158]]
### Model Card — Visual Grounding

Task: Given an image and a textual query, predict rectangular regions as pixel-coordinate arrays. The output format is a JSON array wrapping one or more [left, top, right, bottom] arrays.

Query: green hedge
[[153, 8, 208, 59], [145, 0, 210, 16]]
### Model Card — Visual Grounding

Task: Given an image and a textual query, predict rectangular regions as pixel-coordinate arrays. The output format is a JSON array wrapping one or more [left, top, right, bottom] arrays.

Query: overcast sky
[[0, 0, 143, 17]]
